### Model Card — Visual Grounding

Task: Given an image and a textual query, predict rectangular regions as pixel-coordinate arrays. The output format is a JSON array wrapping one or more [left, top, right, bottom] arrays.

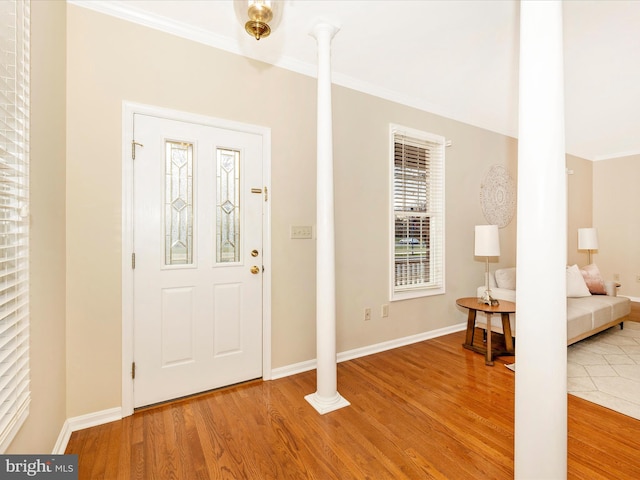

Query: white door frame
[[121, 101, 272, 416]]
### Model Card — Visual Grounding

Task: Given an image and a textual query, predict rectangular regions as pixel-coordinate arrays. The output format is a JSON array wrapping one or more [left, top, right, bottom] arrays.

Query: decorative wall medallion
[[480, 165, 516, 228]]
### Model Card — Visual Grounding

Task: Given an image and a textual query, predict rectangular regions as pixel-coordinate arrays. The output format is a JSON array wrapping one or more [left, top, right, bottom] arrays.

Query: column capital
[[310, 22, 339, 42]]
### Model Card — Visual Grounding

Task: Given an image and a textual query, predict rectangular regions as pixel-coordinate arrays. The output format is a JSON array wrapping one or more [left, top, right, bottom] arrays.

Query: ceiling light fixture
[[234, 1, 282, 41]]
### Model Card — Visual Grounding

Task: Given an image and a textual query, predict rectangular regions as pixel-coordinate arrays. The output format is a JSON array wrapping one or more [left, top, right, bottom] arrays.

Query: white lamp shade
[[578, 227, 598, 250], [475, 225, 500, 257]]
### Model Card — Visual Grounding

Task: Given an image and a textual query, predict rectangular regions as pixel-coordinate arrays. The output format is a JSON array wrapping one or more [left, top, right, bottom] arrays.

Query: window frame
[[0, 0, 30, 452], [389, 124, 445, 301]]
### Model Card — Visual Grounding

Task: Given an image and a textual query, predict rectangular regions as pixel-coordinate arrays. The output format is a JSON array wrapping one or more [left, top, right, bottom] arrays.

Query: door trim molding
[[121, 101, 272, 416]]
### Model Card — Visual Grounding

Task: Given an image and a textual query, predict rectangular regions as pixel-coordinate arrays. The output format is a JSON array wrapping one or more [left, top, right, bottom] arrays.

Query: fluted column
[[515, 1, 567, 478], [304, 23, 350, 414]]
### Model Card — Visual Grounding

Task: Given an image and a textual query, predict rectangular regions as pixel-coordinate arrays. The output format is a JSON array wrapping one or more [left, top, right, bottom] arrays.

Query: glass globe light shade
[[234, 1, 282, 40]]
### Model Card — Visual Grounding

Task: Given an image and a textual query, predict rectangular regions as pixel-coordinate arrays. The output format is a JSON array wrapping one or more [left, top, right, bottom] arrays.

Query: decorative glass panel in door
[[164, 141, 193, 265], [216, 148, 240, 263]]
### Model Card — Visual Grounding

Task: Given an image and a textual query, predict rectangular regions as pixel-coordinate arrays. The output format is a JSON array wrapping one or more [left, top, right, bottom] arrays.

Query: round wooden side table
[[456, 297, 516, 366]]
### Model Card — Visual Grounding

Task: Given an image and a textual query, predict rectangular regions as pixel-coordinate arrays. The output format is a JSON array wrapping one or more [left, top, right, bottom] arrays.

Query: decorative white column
[[304, 23, 350, 414], [515, 1, 567, 478]]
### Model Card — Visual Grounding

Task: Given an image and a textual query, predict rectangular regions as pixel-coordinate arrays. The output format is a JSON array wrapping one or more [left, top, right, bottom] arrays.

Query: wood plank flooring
[[66, 309, 640, 479]]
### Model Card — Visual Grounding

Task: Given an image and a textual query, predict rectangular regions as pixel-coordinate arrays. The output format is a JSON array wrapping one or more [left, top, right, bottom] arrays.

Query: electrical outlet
[[381, 304, 389, 318], [364, 308, 371, 321]]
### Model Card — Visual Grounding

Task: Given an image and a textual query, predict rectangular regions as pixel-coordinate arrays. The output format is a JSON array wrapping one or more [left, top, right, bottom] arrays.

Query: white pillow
[[566, 264, 591, 297], [495, 267, 516, 290]]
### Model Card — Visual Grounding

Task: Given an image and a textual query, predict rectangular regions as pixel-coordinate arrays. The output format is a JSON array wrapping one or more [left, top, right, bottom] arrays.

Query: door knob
[[250, 266, 260, 274]]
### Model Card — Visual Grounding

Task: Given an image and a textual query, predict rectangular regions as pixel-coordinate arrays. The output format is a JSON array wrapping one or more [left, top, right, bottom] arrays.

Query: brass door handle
[[250, 266, 260, 274]]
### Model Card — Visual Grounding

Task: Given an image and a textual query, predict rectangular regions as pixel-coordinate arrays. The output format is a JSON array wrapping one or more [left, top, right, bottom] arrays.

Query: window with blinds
[[0, 0, 30, 452], [390, 124, 445, 300]]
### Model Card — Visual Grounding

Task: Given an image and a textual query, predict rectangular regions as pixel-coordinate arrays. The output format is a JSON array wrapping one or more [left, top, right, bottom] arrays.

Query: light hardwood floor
[[66, 305, 640, 479]]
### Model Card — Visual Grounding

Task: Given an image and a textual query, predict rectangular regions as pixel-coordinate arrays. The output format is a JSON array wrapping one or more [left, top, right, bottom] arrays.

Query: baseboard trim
[[270, 359, 317, 380], [270, 322, 466, 380], [52, 422, 72, 454], [55, 324, 467, 451], [53, 407, 122, 454]]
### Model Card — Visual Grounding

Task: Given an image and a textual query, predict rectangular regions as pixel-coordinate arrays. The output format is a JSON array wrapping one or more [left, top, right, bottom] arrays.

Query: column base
[[304, 391, 350, 415]]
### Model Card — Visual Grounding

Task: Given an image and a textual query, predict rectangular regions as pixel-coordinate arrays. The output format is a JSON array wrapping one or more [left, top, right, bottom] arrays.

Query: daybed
[[475, 265, 631, 345]]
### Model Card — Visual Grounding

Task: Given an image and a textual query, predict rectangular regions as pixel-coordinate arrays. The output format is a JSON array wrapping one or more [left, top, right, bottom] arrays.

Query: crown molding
[[593, 149, 640, 161], [67, 0, 239, 56], [67, 0, 317, 77], [68, 0, 520, 143]]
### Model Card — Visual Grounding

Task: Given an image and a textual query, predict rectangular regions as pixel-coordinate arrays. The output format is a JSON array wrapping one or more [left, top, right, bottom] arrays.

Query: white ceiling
[[73, 0, 640, 161]]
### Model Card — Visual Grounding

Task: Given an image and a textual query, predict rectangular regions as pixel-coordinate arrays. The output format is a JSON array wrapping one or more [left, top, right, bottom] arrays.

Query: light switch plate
[[290, 225, 313, 239]]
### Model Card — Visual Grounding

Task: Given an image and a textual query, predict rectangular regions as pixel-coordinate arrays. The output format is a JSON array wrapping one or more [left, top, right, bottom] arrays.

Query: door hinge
[[264, 186, 268, 201], [132, 141, 144, 160], [132, 362, 136, 379], [131, 253, 136, 269]]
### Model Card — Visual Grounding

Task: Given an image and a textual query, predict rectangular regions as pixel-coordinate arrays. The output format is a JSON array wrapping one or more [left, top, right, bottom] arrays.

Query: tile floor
[[568, 320, 640, 420]]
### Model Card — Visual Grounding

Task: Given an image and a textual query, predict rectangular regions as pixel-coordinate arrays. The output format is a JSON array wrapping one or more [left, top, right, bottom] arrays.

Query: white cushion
[[494, 267, 516, 290], [567, 264, 591, 297]]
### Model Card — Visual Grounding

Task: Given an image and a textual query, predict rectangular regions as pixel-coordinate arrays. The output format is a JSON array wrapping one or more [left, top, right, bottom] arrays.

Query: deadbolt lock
[[251, 249, 259, 257], [250, 265, 260, 274]]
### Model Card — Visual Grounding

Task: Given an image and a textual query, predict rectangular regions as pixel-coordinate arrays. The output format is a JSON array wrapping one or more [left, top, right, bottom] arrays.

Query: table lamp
[[578, 227, 598, 264], [475, 225, 500, 306]]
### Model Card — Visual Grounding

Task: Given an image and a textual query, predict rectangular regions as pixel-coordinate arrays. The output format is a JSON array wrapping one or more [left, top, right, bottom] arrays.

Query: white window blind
[[0, 0, 30, 452], [390, 124, 445, 300]]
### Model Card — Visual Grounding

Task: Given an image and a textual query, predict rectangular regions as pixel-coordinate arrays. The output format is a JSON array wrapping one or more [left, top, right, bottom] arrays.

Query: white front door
[[132, 114, 264, 408]]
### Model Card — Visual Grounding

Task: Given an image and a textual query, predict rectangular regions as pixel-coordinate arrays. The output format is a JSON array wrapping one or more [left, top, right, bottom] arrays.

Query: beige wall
[[6, 3, 599, 449], [567, 154, 594, 266], [0, 0, 603, 453], [8, 0, 67, 453], [593, 154, 640, 299], [332, 90, 520, 349], [65, 5, 523, 417]]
